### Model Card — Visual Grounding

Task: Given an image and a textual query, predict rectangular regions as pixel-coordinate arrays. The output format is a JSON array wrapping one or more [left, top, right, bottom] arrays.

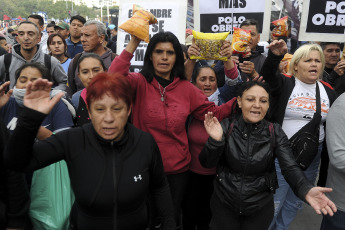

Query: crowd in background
[[0, 11, 344, 230]]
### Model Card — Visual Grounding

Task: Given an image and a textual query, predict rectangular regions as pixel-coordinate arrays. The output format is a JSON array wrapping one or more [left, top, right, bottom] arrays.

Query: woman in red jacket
[[109, 32, 237, 229]]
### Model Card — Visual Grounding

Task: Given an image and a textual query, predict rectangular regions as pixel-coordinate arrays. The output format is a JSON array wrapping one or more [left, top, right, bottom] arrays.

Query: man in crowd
[[66, 15, 86, 58], [5, 28, 17, 46], [0, 21, 67, 91], [28, 14, 49, 54], [67, 20, 115, 94], [0, 37, 9, 55], [46, 22, 56, 36], [55, 22, 70, 40], [237, 19, 267, 81], [214, 18, 266, 84], [321, 42, 345, 96], [108, 24, 117, 42], [322, 93, 345, 230]]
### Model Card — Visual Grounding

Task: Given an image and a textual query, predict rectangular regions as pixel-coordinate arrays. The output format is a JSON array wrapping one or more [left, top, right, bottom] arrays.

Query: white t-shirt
[[282, 78, 330, 142]]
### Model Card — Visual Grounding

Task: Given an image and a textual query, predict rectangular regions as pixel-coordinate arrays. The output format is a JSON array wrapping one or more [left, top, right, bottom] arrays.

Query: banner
[[3, 15, 11, 20], [299, 0, 345, 42], [117, 0, 187, 72], [193, 0, 271, 41]]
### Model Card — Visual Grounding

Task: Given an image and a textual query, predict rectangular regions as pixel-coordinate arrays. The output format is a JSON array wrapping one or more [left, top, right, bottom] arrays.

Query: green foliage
[[0, 0, 99, 21]]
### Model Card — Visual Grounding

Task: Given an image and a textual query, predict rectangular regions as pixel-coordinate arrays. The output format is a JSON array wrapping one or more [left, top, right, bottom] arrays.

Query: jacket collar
[[237, 116, 265, 134], [151, 75, 180, 91], [13, 43, 41, 61]]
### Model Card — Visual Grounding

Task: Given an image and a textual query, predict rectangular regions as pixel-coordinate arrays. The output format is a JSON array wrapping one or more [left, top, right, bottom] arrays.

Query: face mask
[[13, 87, 26, 107]]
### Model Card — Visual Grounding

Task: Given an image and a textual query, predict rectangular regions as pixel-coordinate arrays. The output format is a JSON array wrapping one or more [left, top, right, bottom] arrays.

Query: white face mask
[[13, 87, 26, 107]]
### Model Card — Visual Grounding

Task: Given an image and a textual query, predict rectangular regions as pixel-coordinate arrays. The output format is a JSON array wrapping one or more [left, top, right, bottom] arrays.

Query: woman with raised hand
[[108, 32, 237, 229], [5, 73, 175, 230], [0, 62, 74, 229], [200, 81, 336, 230]]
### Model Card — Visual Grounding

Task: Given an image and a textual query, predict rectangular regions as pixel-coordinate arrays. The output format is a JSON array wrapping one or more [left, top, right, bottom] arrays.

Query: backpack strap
[[44, 54, 52, 70], [4, 53, 12, 82]]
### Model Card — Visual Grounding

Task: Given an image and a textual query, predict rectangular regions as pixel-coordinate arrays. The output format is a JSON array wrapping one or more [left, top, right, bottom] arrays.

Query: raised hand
[[305, 187, 337, 216], [204, 112, 223, 141], [24, 79, 64, 115], [125, 35, 142, 54], [267, 39, 288, 56], [0, 81, 13, 109]]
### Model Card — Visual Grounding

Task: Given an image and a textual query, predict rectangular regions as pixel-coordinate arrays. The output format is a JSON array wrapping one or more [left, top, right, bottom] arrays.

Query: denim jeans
[[269, 143, 323, 230], [320, 209, 345, 230]]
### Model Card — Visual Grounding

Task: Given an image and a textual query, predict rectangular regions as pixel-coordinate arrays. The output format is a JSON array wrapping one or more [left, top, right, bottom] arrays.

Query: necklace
[[158, 83, 166, 102]]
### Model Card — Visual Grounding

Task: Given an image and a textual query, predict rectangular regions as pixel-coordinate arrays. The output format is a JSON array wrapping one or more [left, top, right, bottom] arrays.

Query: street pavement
[[289, 203, 323, 230]]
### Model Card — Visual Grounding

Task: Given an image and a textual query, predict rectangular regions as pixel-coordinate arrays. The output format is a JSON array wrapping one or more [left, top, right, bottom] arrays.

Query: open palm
[[204, 112, 223, 141], [306, 187, 337, 216], [24, 79, 63, 115]]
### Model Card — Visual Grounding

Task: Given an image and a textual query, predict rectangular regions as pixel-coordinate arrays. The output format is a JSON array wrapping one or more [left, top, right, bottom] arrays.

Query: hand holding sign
[[119, 4, 158, 43]]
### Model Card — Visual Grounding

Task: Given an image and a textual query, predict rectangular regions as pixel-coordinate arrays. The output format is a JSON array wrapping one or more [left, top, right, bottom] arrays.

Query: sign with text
[[193, 0, 271, 41], [299, 0, 345, 42], [117, 0, 187, 72]]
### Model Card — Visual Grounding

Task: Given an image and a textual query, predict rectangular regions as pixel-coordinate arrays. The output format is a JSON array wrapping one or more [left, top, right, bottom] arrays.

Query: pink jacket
[[109, 50, 236, 174]]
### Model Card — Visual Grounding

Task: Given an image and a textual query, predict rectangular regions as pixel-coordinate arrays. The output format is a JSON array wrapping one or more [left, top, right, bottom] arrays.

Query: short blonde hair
[[289, 43, 325, 78]]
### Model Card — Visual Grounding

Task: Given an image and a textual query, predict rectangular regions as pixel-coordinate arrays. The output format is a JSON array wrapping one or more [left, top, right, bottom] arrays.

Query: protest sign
[[117, 0, 187, 72], [193, 0, 271, 41], [299, 0, 345, 42]]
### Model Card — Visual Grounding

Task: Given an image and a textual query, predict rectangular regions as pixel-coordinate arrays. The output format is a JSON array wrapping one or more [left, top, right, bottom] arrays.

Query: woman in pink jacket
[[109, 32, 237, 229]]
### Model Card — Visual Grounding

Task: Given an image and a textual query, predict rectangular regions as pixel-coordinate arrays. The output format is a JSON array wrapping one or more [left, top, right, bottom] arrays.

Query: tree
[[0, 0, 99, 22]]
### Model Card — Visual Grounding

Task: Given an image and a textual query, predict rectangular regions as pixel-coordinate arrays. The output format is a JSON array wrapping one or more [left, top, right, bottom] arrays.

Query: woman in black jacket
[[4, 73, 175, 230], [199, 81, 337, 230]]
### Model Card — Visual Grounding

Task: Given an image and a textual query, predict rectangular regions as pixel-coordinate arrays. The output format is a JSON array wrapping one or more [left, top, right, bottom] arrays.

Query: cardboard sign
[[299, 0, 345, 42], [193, 0, 271, 41], [117, 0, 187, 72]]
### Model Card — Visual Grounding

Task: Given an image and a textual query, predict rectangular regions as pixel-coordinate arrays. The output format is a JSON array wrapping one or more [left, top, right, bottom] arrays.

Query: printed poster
[[117, 0, 187, 72], [299, 0, 345, 42], [193, 0, 272, 41]]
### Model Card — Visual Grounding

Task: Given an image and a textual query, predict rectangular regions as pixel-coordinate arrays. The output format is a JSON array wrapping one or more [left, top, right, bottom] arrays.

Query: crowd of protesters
[[0, 11, 344, 230]]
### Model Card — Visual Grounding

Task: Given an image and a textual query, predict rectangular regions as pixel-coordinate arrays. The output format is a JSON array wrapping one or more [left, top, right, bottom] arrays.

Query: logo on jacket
[[134, 174, 142, 182]]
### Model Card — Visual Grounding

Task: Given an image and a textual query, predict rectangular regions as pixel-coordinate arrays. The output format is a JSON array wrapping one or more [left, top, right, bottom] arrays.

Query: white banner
[[299, 0, 345, 42], [117, 0, 187, 72], [193, 0, 271, 41]]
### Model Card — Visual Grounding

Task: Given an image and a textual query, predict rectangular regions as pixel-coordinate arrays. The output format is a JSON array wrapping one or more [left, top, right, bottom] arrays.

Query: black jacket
[[323, 68, 345, 96], [0, 118, 30, 230], [199, 117, 313, 216], [5, 107, 175, 230]]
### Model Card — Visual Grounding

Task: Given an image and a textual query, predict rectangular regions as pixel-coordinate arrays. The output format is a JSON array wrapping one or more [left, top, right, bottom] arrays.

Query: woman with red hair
[[5, 73, 175, 230]]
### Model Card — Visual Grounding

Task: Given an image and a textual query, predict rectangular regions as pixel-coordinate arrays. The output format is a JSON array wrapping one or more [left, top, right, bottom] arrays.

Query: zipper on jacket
[[239, 131, 250, 215], [162, 98, 168, 133], [111, 142, 118, 230]]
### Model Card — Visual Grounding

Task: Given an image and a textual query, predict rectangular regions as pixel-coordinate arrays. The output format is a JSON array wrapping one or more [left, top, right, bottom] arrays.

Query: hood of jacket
[[12, 43, 43, 62]]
